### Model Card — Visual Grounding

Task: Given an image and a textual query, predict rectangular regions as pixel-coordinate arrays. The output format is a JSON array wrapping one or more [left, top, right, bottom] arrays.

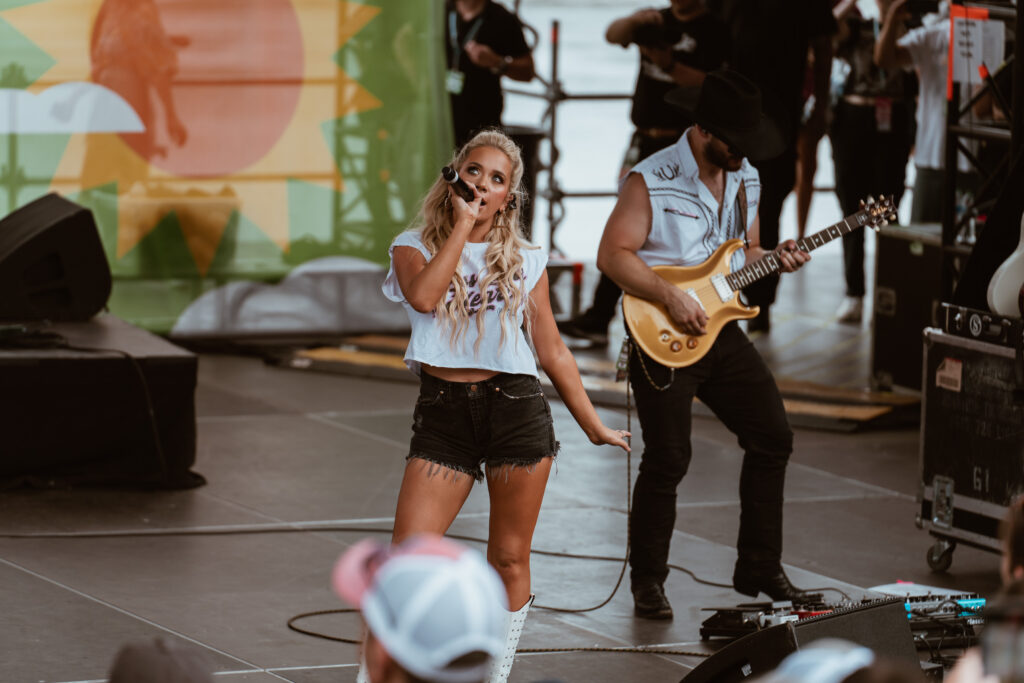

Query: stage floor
[[0, 246, 1003, 682]]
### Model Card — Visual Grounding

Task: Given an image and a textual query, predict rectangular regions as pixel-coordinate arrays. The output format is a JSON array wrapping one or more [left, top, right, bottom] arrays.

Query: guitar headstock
[[859, 195, 898, 230]]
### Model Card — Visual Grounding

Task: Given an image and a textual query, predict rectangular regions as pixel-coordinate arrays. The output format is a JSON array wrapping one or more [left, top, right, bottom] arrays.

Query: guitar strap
[[736, 178, 749, 246]]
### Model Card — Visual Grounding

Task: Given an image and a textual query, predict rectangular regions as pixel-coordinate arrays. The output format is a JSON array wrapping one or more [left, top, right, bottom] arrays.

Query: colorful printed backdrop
[[0, 0, 449, 333]]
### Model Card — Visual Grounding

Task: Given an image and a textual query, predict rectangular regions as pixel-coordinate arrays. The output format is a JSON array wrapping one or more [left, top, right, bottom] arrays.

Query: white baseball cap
[[333, 534, 509, 683], [757, 639, 875, 683]]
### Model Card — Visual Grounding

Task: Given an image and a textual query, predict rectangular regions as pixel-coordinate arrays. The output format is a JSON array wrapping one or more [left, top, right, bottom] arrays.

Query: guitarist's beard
[[705, 138, 744, 172]]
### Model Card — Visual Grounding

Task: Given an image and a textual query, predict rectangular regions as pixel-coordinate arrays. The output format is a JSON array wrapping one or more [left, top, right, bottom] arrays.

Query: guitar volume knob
[[670, 340, 682, 352]]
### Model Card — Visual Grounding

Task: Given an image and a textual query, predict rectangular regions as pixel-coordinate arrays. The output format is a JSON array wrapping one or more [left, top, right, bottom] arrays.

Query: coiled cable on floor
[[2, 342, 852, 659], [287, 366, 714, 658]]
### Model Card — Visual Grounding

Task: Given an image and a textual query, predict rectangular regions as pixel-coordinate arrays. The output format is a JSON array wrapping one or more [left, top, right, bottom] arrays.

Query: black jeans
[[627, 323, 793, 587], [830, 100, 912, 296]]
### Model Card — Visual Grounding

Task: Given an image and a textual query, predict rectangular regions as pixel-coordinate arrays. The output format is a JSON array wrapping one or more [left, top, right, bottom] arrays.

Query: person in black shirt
[[614, 1, 732, 162], [558, 0, 730, 346], [710, 0, 837, 333], [446, 0, 535, 146], [829, 1, 916, 324]]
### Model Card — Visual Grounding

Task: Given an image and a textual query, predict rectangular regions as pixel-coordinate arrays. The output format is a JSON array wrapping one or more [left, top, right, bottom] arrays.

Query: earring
[[508, 195, 518, 210]]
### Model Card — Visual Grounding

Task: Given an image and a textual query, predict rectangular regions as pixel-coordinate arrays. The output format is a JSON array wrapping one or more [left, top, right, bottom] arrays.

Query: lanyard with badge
[[447, 10, 484, 95], [871, 19, 893, 132]]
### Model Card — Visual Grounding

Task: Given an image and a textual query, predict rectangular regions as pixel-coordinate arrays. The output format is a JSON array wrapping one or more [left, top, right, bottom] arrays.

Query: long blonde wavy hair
[[416, 129, 537, 352]]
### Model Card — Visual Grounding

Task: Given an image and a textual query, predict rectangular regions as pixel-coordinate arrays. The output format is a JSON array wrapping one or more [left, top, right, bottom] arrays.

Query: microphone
[[441, 166, 476, 203]]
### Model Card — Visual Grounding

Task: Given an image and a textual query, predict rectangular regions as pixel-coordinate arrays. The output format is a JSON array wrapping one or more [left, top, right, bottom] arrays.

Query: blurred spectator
[[108, 637, 214, 683], [756, 638, 925, 683], [1001, 495, 1024, 584], [333, 534, 508, 683], [829, 0, 917, 324], [943, 496, 1024, 683], [875, 0, 974, 224], [558, 0, 730, 347], [794, 0, 857, 242], [445, 0, 535, 146], [946, 579, 1024, 683], [709, 0, 837, 333]]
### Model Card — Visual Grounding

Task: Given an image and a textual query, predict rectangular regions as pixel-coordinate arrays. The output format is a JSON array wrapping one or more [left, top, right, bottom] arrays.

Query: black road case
[[872, 224, 943, 390], [918, 327, 1024, 571]]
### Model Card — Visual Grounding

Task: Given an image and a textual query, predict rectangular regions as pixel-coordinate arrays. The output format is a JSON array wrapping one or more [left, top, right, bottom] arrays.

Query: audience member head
[[1001, 496, 1024, 585], [108, 637, 214, 683], [978, 578, 1024, 681], [757, 639, 925, 683], [333, 533, 508, 683]]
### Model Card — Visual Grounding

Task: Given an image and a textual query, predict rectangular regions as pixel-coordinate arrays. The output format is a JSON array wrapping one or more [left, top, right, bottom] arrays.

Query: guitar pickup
[[710, 273, 732, 302]]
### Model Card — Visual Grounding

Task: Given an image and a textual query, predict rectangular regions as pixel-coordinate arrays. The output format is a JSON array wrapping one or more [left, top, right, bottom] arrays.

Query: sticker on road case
[[936, 357, 963, 392]]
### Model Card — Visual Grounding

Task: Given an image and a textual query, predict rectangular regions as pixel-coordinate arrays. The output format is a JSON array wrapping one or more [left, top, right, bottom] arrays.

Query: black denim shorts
[[409, 372, 560, 481]]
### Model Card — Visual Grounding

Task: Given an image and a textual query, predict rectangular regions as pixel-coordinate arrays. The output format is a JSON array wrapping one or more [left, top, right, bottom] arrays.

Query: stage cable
[[2, 334, 853, 657]]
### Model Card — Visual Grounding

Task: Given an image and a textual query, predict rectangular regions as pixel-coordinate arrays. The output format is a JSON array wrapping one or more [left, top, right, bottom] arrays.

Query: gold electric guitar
[[623, 195, 897, 368]]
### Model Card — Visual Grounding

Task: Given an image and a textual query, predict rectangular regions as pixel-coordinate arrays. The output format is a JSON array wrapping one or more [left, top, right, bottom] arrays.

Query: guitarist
[[596, 69, 817, 620]]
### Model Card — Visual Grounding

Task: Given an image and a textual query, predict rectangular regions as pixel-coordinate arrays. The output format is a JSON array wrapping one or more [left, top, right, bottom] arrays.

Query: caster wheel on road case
[[927, 539, 956, 573]]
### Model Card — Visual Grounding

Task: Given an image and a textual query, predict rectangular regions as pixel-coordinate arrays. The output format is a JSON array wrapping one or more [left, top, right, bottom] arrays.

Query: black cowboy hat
[[664, 69, 784, 162]]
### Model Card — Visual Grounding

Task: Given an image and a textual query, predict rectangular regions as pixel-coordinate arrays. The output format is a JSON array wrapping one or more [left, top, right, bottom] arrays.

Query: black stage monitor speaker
[[683, 599, 918, 683], [0, 193, 111, 321]]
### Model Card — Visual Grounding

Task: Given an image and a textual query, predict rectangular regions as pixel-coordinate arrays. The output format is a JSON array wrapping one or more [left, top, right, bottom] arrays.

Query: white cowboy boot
[[488, 595, 534, 683], [355, 651, 369, 683]]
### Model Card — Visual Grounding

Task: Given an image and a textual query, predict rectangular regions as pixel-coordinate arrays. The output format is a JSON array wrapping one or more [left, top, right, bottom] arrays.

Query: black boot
[[733, 567, 823, 604], [632, 582, 673, 620]]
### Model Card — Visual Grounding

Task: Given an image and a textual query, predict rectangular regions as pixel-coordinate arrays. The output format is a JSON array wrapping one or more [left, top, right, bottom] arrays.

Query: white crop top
[[382, 230, 548, 376]]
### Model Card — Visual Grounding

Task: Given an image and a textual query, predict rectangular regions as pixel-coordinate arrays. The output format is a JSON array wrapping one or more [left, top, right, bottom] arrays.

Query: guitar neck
[[725, 209, 872, 292]]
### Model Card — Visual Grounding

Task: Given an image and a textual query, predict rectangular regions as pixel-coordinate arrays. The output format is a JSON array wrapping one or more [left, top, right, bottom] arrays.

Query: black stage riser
[[0, 315, 201, 489]]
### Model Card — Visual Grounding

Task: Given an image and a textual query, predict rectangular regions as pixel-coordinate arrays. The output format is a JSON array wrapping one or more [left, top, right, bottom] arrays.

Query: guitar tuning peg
[[889, 213, 898, 221], [866, 195, 875, 205], [880, 219, 888, 227]]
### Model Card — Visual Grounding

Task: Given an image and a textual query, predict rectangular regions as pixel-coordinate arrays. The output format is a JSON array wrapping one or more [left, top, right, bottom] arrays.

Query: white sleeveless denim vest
[[629, 127, 761, 272]]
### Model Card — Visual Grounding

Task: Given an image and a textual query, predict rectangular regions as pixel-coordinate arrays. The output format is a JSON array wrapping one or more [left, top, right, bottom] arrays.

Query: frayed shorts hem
[[406, 444, 560, 484], [406, 453, 485, 482]]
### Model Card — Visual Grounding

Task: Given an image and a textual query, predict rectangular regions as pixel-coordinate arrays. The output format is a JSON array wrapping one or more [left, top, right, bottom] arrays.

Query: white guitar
[[987, 211, 1024, 318]]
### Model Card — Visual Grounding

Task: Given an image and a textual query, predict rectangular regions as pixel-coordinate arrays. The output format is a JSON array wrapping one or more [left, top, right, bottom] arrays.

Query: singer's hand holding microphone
[[442, 166, 480, 208], [442, 165, 481, 225]]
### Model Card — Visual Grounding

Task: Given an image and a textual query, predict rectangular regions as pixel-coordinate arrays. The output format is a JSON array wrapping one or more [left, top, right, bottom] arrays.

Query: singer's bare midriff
[[422, 364, 499, 382]]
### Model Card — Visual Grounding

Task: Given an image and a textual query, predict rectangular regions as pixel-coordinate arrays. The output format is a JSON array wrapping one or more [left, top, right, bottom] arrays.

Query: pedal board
[[699, 600, 836, 640], [700, 593, 985, 650]]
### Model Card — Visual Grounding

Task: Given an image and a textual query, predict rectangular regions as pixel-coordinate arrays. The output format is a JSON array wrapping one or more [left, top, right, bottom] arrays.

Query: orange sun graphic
[[2, 0, 382, 275]]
